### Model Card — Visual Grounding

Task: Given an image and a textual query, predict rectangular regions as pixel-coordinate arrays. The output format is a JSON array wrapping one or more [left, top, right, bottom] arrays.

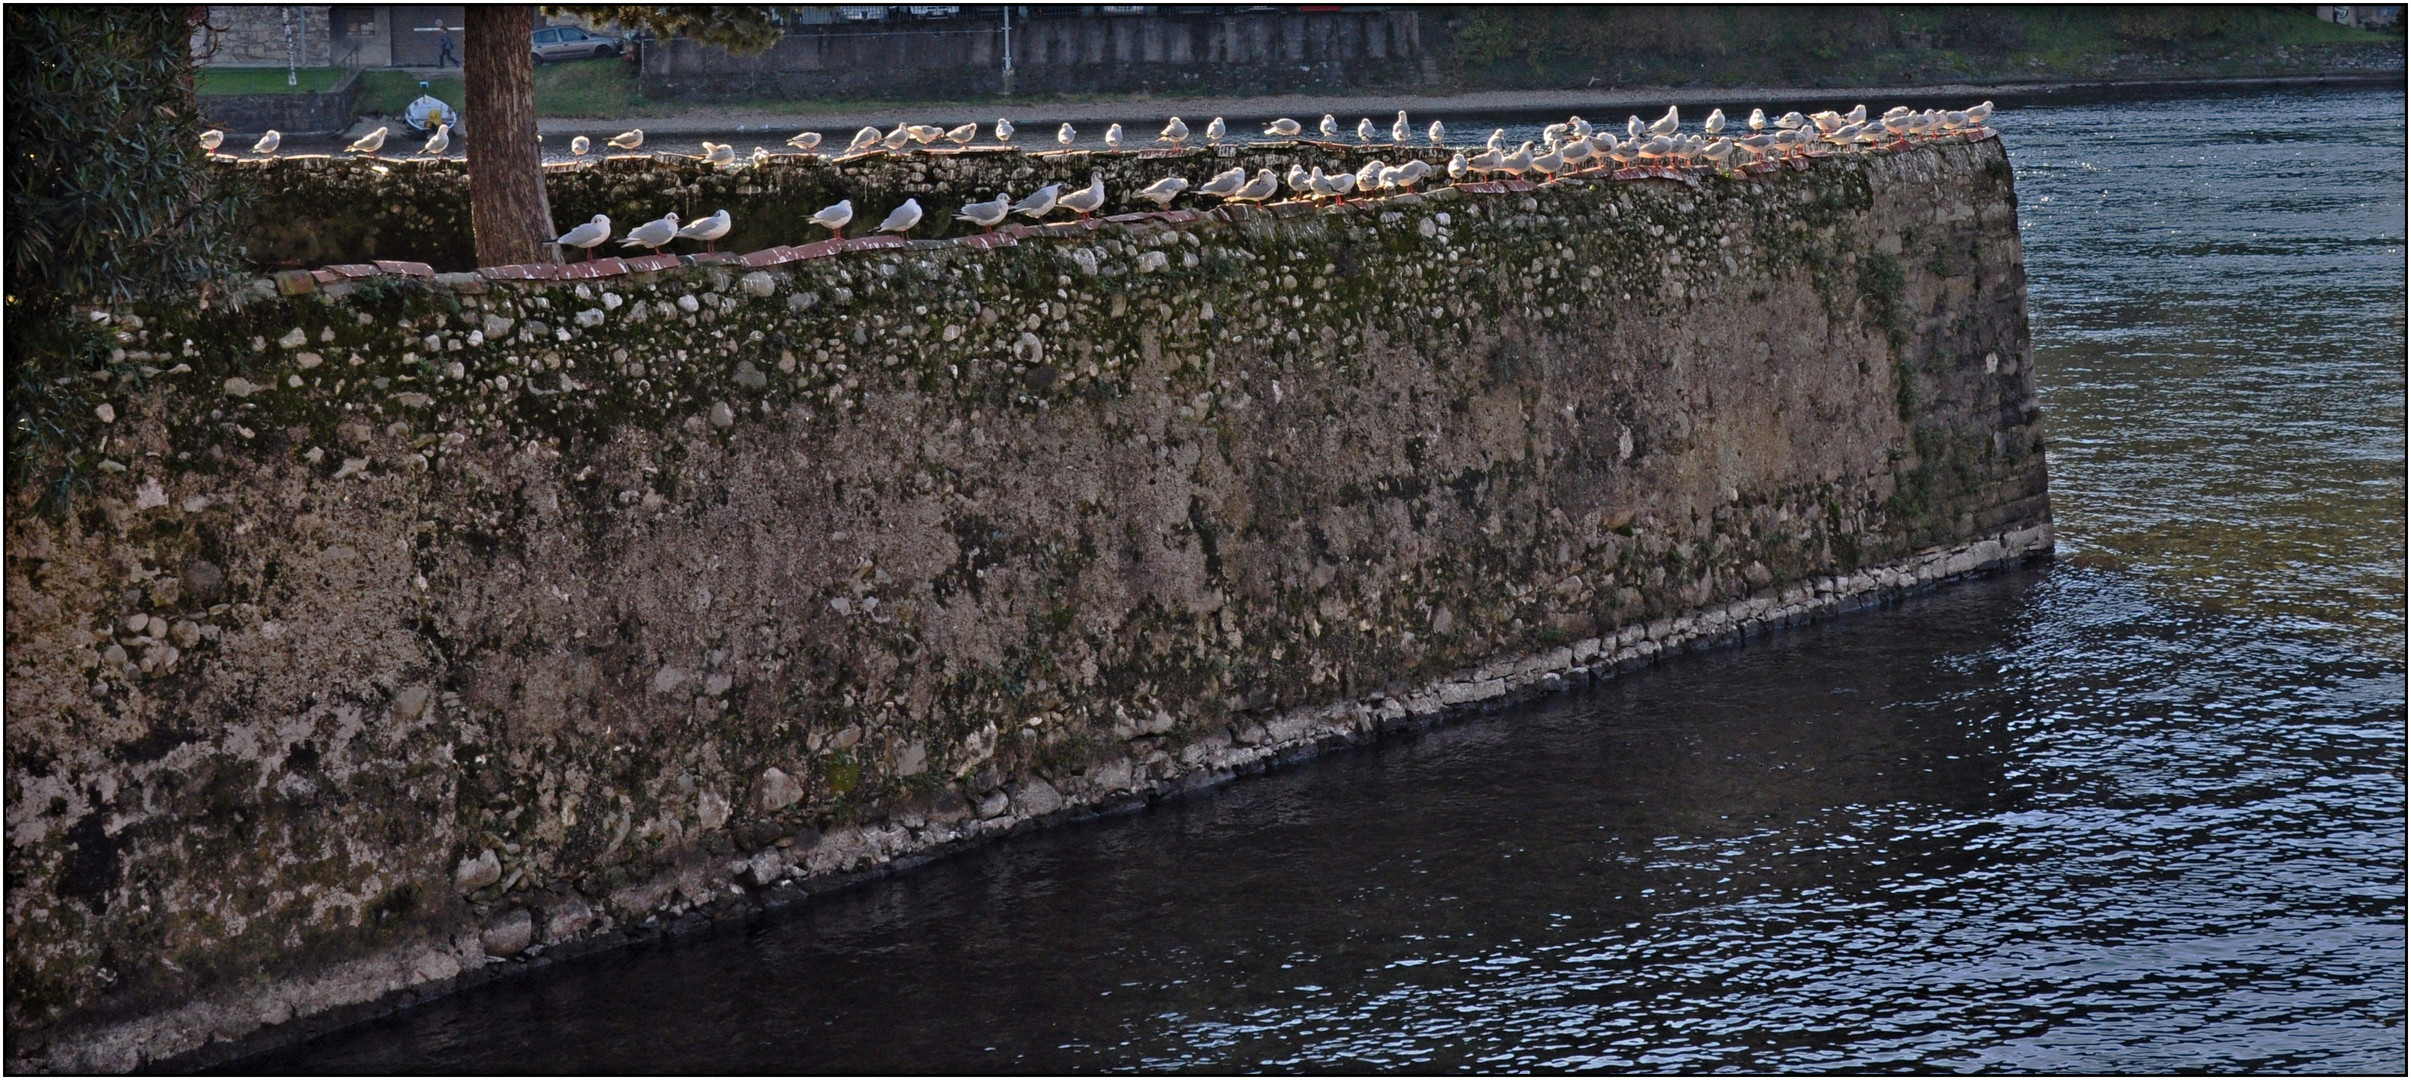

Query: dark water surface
[[240, 89, 2406, 1073]]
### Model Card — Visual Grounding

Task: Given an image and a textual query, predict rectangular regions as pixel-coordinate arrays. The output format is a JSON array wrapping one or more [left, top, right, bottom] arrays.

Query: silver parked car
[[531, 25, 622, 63]]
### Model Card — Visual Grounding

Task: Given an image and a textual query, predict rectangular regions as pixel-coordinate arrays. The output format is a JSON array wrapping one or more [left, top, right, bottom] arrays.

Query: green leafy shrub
[[4, 8, 248, 507]]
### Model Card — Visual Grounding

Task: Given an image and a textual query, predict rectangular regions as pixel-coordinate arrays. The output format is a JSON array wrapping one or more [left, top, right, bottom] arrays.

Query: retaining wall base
[[99, 522, 2052, 1076]]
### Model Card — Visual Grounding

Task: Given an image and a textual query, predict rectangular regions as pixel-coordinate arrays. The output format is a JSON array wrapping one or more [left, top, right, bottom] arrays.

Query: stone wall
[[639, 9, 1428, 101], [198, 72, 362, 138], [3, 138, 2048, 1071], [229, 143, 1462, 272]]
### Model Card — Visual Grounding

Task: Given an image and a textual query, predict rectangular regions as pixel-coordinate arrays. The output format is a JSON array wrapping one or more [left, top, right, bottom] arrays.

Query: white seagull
[[1204, 116, 1226, 143], [1264, 118, 1302, 138], [1391, 111, 1411, 143], [1647, 106, 1679, 137], [1500, 141, 1534, 176], [1196, 166, 1247, 198], [1354, 158, 1387, 195], [995, 118, 1015, 142], [1306, 166, 1338, 201], [252, 130, 282, 156], [1231, 168, 1280, 202], [1136, 176, 1189, 208], [946, 122, 979, 147], [957, 192, 1012, 232], [810, 199, 854, 239], [677, 208, 732, 252], [847, 126, 881, 153], [1104, 123, 1123, 151], [556, 214, 611, 261], [1356, 117, 1376, 143], [1428, 119, 1446, 146], [1010, 182, 1061, 219], [1319, 114, 1340, 140], [346, 126, 388, 156], [419, 124, 450, 157], [1059, 172, 1106, 217], [608, 129, 644, 151], [1057, 122, 1076, 148], [201, 129, 224, 153], [1160, 116, 1189, 145], [788, 131, 823, 152], [570, 135, 592, 156], [619, 211, 679, 253], [874, 198, 922, 235]]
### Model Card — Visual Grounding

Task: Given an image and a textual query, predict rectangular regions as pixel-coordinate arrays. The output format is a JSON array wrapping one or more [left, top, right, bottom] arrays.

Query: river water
[[237, 88, 2405, 1073]]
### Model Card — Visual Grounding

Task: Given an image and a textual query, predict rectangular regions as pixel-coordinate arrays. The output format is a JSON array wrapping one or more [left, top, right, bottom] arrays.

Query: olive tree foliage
[[4, 7, 246, 507]]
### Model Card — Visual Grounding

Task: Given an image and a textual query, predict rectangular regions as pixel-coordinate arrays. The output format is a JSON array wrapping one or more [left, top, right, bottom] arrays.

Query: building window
[[333, 7, 377, 37]]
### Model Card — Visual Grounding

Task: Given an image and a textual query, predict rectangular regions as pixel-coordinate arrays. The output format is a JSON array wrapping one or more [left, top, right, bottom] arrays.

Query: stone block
[[541, 896, 594, 943], [480, 909, 533, 957]]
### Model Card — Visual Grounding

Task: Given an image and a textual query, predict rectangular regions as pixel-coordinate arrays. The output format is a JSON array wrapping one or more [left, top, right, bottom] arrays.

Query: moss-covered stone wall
[[231, 143, 1459, 271], [5, 138, 2047, 1071]]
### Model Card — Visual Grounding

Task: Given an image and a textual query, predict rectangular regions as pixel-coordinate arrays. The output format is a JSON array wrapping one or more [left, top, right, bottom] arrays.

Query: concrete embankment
[[4, 137, 2047, 1071]]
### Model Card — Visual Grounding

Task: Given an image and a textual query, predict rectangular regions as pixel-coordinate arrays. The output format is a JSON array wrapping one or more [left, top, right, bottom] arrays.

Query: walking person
[[437, 25, 457, 67]]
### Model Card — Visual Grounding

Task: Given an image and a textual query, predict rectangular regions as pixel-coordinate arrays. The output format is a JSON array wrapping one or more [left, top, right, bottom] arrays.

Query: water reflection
[[2010, 87, 2407, 660]]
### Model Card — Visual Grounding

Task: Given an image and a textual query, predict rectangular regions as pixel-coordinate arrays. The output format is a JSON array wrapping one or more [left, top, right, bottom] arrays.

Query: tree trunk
[[463, 7, 552, 267]]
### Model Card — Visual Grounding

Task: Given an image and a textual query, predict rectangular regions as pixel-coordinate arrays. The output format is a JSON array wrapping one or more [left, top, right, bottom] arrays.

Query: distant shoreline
[[525, 70, 2404, 138]]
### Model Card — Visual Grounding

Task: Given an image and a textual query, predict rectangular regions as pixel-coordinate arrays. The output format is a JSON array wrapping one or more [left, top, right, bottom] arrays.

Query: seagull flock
[[203, 100, 1996, 260]]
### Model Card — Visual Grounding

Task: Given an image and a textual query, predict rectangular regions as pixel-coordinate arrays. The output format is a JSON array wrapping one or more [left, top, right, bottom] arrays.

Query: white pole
[[1002, 6, 1013, 96]]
